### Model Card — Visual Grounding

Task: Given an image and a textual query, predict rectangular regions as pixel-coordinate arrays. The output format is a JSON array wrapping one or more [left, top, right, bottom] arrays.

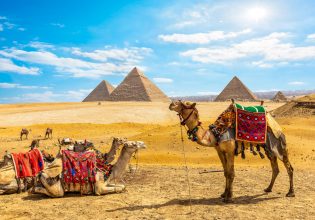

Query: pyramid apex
[[127, 67, 145, 77]]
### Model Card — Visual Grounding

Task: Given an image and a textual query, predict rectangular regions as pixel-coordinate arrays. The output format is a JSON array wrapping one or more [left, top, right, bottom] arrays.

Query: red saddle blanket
[[61, 150, 96, 185], [235, 108, 267, 144], [96, 156, 112, 181], [11, 148, 44, 178]]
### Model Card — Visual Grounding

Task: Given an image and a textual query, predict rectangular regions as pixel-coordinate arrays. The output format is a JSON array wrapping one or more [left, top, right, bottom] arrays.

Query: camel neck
[[109, 148, 135, 182], [106, 141, 120, 163]]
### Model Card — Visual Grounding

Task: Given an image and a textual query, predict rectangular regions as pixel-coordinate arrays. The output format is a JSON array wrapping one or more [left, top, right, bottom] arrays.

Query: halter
[[177, 103, 201, 142]]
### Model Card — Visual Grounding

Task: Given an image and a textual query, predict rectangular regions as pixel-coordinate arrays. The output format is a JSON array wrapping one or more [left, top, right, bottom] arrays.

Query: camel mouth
[[136, 141, 147, 149]]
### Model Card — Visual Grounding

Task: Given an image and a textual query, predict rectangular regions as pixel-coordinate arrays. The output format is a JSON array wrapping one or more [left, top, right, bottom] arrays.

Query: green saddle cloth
[[234, 103, 265, 113]]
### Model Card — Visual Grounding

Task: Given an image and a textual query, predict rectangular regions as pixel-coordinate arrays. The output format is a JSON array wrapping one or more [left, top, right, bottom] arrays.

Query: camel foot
[[220, 191, 227, 198], [264, 187, 272, 193], [222, 197, 233, 203], [286, 191, 295, 197]]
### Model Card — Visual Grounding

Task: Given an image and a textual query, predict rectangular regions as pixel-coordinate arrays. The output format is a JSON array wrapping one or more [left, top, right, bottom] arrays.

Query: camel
[[169, 100, 294, 203], [0, 137, 126, 195], [45, 128, 53, 139], [20, 128, 31, 140], [31, 140, 146, 197]]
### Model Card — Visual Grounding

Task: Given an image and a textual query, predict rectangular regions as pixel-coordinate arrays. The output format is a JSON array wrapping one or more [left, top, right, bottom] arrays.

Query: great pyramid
[[272, 91, 287, 102], [82, 80, 114, 102], [214, 76, 257, 101], [109, 67, 169, 102]]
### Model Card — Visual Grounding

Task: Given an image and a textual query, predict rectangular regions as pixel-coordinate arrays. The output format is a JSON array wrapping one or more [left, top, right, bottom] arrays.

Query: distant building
[[215, 76, 257, 101], [109, 67, 169, 102], [272, 91, 287, 102], [82, 80, 114, 102]]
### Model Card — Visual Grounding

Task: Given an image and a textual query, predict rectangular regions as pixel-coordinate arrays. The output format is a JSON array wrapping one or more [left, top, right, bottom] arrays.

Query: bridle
[[176, 101, 202, 141], [178, 107, 196, 126]]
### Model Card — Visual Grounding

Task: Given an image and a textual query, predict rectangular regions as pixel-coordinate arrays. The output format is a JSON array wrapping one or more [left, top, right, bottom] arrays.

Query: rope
[[180, 123, 193, 213]]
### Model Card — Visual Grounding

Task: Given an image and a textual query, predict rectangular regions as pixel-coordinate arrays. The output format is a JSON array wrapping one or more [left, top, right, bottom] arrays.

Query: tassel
[[241, 142, 245, 159], [256, 144, 265, 159], [234, 141, 239, 156], [250, 144, 257, 156]]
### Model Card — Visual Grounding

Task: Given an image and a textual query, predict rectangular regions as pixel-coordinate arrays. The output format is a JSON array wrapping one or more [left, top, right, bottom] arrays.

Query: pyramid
[[214, 76, 257, 101], [82, 80, 114, 102], [272, 91, 287, 102], [109, 67, 169, 102]]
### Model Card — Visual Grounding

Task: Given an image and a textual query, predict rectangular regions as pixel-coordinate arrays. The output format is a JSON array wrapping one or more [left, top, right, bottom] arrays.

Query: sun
[[246, 6, 268, 22]]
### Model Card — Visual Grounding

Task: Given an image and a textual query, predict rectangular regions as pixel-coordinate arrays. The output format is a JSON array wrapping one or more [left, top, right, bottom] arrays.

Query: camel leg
[[264, 155, 279, 192], [95, 184, 125, 195], [224, 150, 235, 203], [216, 148, 227, 198], [282, 151, 295, 197], [16, 178, 22, 193]]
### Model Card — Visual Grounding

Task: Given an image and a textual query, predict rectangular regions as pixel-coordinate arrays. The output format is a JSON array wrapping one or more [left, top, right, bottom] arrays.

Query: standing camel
[[31, 141, 147, 197], [169, 100, 294, 203], [20, 128, 30, 140], [45, 128, 53, 139]]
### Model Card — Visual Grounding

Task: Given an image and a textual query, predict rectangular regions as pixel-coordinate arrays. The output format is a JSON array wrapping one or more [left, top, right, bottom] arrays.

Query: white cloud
[[153, 78, 173, 83], [0, 16, 7, 20], [71, 47, 152, 62], [3, 22, 15, 29], [307, 33, 315, 41], [0, 44, 152, 78], [28, 41, 55, 50], [0, 24, 3, 31], [51, 23, 65, 28], [181, 32, 315, 65], [0, 58, 40, 75], [14, 89, 91, 102], [0, 83, 50, 89], [197, 91, 219, 95], [288, 81, 305, 85], [159, 29, 251, 44], [18, 27, 26, 31]]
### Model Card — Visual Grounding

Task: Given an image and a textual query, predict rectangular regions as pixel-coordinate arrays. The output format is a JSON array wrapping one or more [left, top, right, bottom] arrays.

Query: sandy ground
[[0, 101, 314, 219], [0, 166, 314, 220]]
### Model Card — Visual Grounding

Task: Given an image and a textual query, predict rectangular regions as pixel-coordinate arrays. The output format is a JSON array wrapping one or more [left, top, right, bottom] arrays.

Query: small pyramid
[[82, 80, 114, 102], [215, 76, 257, 101], [272, 91, 287, 102], [109, 67, 169, 102]]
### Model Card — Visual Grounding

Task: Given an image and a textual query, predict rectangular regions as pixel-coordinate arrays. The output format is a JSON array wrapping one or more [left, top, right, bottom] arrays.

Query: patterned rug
[[61, 150, 96, 185], [235, 105, 267, 143], [96, 155, 113, 181], [11, 148, 44, 178]]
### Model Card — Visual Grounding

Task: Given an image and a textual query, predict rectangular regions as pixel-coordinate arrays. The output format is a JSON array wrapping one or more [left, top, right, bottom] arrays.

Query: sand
[[0, 101, 314, 219]]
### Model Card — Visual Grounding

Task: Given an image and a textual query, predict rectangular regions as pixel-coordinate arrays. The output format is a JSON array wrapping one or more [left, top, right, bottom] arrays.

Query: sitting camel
[[31, 141, 146, 197], [0, 138, 126, 195], [169, 100, 294, 203]]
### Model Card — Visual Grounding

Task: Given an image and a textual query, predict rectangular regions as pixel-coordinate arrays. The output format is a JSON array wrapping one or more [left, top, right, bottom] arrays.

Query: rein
[[178, 107, 201, 142]]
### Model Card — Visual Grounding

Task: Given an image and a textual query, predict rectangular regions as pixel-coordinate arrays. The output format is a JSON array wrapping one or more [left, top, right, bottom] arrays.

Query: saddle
[[210, 103, 267, 144]]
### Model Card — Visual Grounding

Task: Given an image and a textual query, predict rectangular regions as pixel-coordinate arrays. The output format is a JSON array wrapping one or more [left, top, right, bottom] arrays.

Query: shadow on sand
[[106, 193, 280, 212]]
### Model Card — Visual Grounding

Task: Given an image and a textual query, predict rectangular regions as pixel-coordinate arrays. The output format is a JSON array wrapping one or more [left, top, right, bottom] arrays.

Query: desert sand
[[0, 101, 314, 219]]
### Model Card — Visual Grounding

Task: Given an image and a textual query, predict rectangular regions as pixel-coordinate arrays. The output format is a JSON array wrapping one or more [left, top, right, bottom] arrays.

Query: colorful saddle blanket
[[11, 148, 44, 178], [96, 155, 112, 181], [61, 150, 96, 185], [235, 103, 267, 143]]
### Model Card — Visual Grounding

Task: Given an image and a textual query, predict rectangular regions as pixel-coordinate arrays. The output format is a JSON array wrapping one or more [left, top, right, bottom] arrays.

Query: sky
[[0, 0, 315, 103]]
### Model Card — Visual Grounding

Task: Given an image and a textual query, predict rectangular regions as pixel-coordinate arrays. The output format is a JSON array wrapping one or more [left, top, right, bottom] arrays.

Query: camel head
[[169, 100, 199, 125], [112, 137, 126, 146], [169, 100, 196, 113], [122, 141, 147, 155]]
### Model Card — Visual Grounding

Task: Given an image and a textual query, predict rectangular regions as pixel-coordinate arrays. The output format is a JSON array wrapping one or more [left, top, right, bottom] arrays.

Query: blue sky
[[0, 0, 315, 103]]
